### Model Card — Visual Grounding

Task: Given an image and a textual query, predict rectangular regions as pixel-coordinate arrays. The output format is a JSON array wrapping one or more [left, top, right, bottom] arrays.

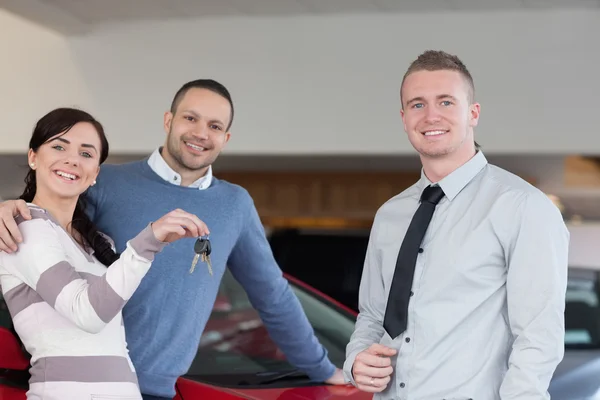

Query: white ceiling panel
[[2, 0, 598, 35]]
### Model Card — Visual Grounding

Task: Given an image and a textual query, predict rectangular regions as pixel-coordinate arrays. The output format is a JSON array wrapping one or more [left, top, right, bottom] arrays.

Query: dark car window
[[269, 228, 369, 312], [184, 269, 356, 387], [565, 268, 600, 349]]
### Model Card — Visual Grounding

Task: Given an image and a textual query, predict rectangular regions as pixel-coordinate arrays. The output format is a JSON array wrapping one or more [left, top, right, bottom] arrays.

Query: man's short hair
[[170, 79, 234, 131], [401, 50, 475, 105]]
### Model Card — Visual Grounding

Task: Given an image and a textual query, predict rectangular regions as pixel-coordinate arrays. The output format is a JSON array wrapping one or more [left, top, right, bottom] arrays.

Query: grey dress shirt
[[343, 151, 569, 400]]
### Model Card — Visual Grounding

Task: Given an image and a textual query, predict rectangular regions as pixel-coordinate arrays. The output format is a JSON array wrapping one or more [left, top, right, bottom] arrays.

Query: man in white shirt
[[343, 50, 569, 400]]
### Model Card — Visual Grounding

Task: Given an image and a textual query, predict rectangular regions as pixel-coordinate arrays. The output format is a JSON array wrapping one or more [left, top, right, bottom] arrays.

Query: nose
[[424, 106, 442, 123], [63, 154, 79, 167], [193, 123, 210, 140]]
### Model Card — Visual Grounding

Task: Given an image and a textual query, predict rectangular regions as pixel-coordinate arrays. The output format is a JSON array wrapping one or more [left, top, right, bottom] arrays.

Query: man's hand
[[324, 368, 346, 385], [352, 343, 397, 393], [0, 199, 31, 253], [324, 368, 359, 396]]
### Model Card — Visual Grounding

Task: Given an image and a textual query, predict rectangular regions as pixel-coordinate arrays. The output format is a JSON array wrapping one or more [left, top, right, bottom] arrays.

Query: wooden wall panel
[[217, 171, 421, 227]]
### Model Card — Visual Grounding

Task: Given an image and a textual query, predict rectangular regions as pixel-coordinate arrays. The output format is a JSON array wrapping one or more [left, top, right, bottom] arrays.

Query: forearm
[[255, 276, 336, 381], [3, 222, 165, 333], [343, 310, 386, 385]]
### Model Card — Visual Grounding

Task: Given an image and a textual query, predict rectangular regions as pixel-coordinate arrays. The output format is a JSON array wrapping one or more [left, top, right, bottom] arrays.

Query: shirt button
[[399, 382, 405, 388], [418, 248, 424, 253], [174, 176, 178, 181], [405, 337, 411, 343], [410, 291, 414, 297]]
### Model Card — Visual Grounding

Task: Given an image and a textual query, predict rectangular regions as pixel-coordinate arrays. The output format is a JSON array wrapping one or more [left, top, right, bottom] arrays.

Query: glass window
[[184, 269, 356, 387], [565, 269, 600, 349]]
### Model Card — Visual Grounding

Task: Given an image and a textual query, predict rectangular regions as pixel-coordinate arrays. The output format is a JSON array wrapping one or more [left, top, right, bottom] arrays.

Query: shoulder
[[16, 205, 56, 227], [10, 206, 62, 250], [374, 181, 421, 220], [482, 164, 556, 210], [480, 165, 564, 230], [211, 177, 254, 205], [97, 160, 145, 180]]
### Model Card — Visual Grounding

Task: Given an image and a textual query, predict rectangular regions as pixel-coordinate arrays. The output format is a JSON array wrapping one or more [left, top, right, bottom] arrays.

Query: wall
[[0, 9, 92, 153], [66, 9, 599, 155]]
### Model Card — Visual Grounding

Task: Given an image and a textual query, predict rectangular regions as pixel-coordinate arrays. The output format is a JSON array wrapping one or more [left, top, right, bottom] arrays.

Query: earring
[[92, 180, 96, 186], [30, 163, 35, 168]]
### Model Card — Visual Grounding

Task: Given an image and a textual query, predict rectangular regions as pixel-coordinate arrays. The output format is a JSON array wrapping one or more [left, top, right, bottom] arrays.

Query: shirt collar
[[417, 151, 488, 201], [147, 147, 213, 190]]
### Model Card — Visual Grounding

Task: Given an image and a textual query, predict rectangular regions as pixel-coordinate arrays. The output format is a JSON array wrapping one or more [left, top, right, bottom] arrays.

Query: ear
[[163, 111, 174, 135], [27, 149, 36, 169], [400, 107, 408, 133], [223, 131, 231, 145], [469, 102, 481, 128]]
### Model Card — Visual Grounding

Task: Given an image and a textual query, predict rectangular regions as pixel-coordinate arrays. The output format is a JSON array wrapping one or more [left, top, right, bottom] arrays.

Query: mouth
[[184, 141, 208, 154], [53, 169, 80, 182], [421, 129, 448, 137]]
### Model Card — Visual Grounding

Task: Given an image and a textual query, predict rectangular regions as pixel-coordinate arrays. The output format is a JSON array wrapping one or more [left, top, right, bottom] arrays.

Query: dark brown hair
[[20, 108, 119, 267]]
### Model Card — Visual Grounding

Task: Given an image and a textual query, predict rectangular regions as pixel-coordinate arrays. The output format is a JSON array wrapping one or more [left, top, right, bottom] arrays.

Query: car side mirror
[[0, 327, 29, 370]]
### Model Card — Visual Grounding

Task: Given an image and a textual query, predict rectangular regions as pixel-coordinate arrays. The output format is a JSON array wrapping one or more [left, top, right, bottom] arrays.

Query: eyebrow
[[52, 137, 98, 152], [182, 109, 226, 127], [406, 94, 458, 106]]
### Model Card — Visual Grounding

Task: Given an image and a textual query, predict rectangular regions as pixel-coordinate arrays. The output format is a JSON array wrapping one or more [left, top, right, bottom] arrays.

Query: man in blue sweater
[[0, 79, 344, 399]]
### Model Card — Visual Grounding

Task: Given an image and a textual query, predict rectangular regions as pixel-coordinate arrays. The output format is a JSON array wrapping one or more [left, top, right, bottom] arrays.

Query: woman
[[0, 108, 209, 400]]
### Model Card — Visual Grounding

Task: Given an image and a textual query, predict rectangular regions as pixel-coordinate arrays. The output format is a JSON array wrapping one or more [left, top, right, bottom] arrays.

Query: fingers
[[354, 374, 391, 393], [353, 363, 393, 379], [165, 209, 210, 237], [0, 220, 19, 253], [161, 217, 203, 238], [368, 343, 397, 357], [351, 345, 396, 394], [356, 351, 392, 368], [15, 200, 31, 221]]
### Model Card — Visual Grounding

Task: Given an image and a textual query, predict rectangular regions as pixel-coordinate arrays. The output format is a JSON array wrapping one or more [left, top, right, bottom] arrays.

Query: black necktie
[[383, 184, 445, 338]]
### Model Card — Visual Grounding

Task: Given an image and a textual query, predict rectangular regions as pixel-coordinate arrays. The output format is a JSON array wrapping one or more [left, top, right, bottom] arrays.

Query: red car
[[0, 270, 366, 400]]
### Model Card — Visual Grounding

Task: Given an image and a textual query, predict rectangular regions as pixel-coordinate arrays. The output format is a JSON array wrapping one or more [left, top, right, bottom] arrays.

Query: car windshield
[[565, 268, 600, 350], [184, 269, 356, 387]]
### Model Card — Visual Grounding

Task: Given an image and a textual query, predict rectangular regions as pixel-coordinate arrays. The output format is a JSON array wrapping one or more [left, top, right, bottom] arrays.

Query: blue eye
[[52, 145, 64, 151], [413, 103, 424, 109], [81, 152, 92, 158], [441, 100, 452, 106]]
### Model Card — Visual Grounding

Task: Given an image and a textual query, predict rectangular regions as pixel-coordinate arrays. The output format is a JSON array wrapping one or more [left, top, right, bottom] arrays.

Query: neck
[[31, 190, 78, 234], [421, 143, 477, 183], [160, 148, 209, 187]]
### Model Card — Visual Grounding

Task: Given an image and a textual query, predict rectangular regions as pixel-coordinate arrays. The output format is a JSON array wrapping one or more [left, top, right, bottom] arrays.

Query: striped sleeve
[[0, 217, 166, 334]]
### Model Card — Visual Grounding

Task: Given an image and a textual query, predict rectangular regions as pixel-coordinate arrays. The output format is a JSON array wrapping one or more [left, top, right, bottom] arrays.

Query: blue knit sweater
[[85, 159, 335, 397]]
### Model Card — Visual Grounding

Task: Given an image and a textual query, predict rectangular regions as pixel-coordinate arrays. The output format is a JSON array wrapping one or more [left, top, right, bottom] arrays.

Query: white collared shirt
[[344, 151, 569, 399], [147, 148, 212, 190]]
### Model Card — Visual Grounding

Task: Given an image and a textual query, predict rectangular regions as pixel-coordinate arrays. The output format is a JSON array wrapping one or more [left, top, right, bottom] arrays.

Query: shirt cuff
[[343, 348, 363, 387], [128, 223, 168, 261]]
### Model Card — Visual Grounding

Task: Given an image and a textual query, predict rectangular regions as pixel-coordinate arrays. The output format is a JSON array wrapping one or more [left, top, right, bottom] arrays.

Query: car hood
[[549, 349, 600, 400], [178, 380, 369, 400]]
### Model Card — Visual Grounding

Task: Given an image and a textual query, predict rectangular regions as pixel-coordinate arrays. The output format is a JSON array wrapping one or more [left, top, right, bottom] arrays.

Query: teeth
[[424, 130, 446, 136], [186, 142, 204, 151], [55, 171, 77, 180]]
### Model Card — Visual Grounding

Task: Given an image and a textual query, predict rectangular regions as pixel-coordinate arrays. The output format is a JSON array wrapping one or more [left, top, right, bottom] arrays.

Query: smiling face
[[400, 69, 480, 161], [162, 87, 232, 176], [28, 122, 102, 201]]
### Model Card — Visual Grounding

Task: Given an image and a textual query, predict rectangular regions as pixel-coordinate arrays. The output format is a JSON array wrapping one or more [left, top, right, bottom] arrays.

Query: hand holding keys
[[190, 236, 212, 275]]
